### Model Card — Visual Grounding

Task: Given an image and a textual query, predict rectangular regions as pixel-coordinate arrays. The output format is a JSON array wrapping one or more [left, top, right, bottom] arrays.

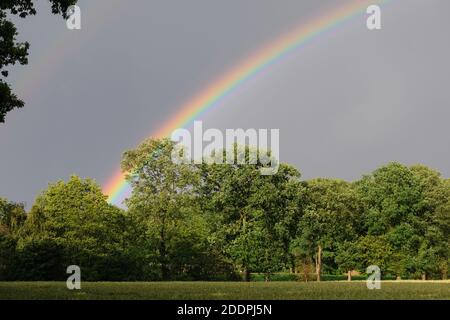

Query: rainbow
[[16, 1, 127, 100], [104, 0, 389, 205]]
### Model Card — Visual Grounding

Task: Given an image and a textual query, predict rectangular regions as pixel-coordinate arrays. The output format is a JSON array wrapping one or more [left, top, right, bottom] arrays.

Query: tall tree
[[356, 235, 393, 273], [21, 176, 136, 280], [122, 138, 225, 280], [335, 241, 361, 281], [410, 166, 450, 279], [197, 146, 304, 281], [355, 162, 443, 279], [294, 179, 360, 281], [0, 198, 26, 279]]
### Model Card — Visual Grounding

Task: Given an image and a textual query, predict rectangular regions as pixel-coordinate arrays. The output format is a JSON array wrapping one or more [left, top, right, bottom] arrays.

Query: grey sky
[[1, 0, 449, 207]]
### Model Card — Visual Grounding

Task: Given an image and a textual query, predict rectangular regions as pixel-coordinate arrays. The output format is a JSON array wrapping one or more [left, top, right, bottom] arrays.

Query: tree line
[[1, 138, 449, 281]]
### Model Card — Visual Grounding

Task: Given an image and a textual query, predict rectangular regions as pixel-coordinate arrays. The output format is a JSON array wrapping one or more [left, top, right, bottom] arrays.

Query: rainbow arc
[[104, 0, 388, 205]]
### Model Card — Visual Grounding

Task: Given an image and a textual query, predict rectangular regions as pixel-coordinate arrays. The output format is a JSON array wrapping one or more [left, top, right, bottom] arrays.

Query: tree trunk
[[316, 245, 322, 282], [243, 268, 250, 282], [241, 215, 250, 282], [160, 248, 169, 280], [160, 223, 169, 280], [421, 273, 426, 281], [347, 270, 352, 281], [441, 265, 448, 280], [396, 275, 401, 281]]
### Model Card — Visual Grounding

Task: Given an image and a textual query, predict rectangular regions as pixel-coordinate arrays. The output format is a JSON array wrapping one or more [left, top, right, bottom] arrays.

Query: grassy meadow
[[0, 281, 449, 300]]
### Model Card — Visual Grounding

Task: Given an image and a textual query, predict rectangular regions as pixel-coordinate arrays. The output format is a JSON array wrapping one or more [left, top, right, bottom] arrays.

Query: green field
[[0, 281, 449, 300]]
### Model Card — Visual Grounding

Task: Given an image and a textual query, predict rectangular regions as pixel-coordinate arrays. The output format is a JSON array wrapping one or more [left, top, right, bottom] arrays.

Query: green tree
[[355, 163, 449, 279], [294, 179, 360, 281], [356, 162, 424, 235], [0, 198, 26, 279], [356, 235, 393, 273], [356, 162, 427, 278], [0, 197, 26, 235], [410, 165, 450, 279], [335, 241, 361, 281], [250, 164, 306, 274], [0, 0, 77, 122], [21, 176, 137, 280], [122, 138, 230, 280], [197, 146, 304, 281], [417, 197, 450, 279]]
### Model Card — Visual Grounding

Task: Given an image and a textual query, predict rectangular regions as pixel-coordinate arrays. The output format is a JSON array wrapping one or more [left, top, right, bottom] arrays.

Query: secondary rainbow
[[104, 0, 388, 205], [16, 1, 127, 101]]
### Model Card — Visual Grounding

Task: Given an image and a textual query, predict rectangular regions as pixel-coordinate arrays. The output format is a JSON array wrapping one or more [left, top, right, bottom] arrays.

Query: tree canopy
[[0, 142, 448, 281]]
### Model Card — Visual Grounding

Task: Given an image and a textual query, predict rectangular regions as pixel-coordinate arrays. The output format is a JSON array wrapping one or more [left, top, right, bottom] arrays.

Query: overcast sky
[[1, 0, 449, 207]]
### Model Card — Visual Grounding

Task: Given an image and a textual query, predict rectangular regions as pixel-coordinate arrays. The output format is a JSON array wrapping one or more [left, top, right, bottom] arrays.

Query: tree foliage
[[0, 146, 448, 281], [9, 176, 141, 280], [121, 138, 236, 280], [196, 146, 304, 281]]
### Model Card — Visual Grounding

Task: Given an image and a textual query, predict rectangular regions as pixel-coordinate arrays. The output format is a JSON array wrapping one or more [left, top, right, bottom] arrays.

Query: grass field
[[0, 281, 449, 300]]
